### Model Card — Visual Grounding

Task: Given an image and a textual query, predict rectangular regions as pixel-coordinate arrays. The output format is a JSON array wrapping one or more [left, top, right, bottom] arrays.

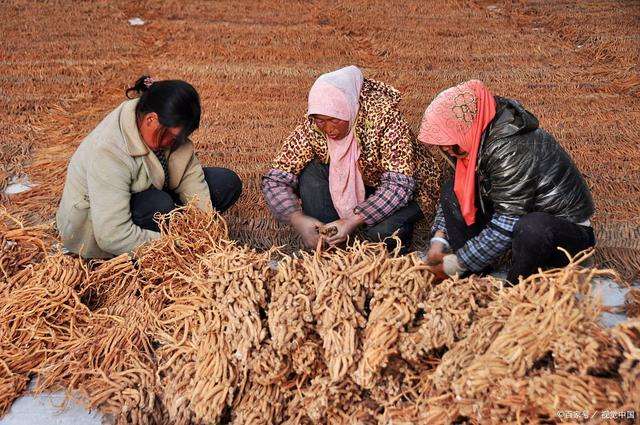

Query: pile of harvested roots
[[0, 206, 638, 424]]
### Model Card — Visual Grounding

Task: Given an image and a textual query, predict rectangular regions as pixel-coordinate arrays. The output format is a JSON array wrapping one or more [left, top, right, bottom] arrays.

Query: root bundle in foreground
[[0, 207, 638, 424]]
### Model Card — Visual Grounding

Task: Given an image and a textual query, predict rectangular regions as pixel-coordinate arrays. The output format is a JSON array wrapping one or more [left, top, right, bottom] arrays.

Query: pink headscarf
[[307, 66, 366, 219], [418, 80, 496, 225]]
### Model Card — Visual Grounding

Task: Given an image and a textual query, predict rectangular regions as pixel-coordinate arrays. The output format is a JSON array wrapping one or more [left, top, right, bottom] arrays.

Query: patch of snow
[[0, 381, 101, 425], [128, 17, 145, 26], [3, 174, 34, 195]]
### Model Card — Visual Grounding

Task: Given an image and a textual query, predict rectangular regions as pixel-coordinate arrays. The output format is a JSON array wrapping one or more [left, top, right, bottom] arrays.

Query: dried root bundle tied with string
[[625, 288, 640, 318], [398, 275, 502, 364], [0, 365, 29, 418], [267, 255, 322, 376], [365, 356, 433, 412], [550, 316, 622, 376], [448, 370, 625, 424], [230, 343, 293, 425], [420, 253, 633, 423], [612, 320, 640, 411], [354, 252, 433, 388], [449, 257, 619, 399], [76, 254, 142, 310], [283, 375, 376, 425], [526, 371, 625, 418], [379, 401, 455, 425], [198, 242, 274, 359], [155, 294, 230, 424], [429, 301, 510, 394]]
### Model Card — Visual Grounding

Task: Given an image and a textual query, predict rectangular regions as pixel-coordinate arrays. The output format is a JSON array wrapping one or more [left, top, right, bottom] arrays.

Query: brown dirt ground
[[1, 0, 639, 273]]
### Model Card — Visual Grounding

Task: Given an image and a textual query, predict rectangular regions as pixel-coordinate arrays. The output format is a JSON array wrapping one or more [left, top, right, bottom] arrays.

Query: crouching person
[[261, 66, 441, 253], [419, 80, 595, 284], [56, 76, 242, 258]]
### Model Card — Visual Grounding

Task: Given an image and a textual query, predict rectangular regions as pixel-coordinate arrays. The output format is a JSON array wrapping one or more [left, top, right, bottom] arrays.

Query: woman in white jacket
[[56, 76, 242, 258]]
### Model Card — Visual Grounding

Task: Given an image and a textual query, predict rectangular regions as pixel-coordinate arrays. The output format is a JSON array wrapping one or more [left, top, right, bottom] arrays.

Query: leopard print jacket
[[271, 78, 442, 220]]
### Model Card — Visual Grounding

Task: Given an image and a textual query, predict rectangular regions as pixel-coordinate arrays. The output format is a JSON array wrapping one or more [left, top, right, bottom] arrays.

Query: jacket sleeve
[[482, 137, 536, 216], [86, 149, 159, 256], [456, 213, 519, 272], [271, 120, 319, 175], [354, 172, 415, 225], [174, 152, 213, 212], [261, 168, 301, 222]]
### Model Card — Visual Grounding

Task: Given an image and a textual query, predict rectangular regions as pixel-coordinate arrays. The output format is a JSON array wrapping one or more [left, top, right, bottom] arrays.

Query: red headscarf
[[418, 80, 496, 225]]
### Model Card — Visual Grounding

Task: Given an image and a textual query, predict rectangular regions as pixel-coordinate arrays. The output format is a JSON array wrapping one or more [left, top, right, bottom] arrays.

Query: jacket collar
[[117, 98, 196, 190], [119, 98, 150, 157], [487, 97, 540, 141]]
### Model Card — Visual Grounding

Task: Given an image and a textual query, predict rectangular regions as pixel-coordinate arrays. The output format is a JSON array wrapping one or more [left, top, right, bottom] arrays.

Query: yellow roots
[[0, 206, 638, 423], [625, 288, 640, 318]]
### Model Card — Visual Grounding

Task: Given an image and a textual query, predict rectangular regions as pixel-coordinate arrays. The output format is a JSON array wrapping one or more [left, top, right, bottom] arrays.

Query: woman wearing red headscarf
[[419, 80, 595, 284]]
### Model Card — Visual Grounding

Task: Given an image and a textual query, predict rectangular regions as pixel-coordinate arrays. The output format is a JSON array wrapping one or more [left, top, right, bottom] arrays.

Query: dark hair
[[126, 75, 201, 144]]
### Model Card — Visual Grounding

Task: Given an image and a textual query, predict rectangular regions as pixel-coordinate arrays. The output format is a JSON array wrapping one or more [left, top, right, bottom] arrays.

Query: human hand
[[324, 214, 365, 246], [426, 262, 449, 281], [426, 231, 449, 265], [290, 212, 323, 249], [426, 241, 447, 266]]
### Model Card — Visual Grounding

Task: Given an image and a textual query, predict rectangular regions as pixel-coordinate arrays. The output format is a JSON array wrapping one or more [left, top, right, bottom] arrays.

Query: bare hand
[[290, 212, 323, 249], [324, 214, 365, 246]]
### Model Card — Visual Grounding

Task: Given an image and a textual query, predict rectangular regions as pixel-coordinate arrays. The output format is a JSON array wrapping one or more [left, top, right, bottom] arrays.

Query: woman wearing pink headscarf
[[419, 80, 595, 284], [262, 66, 441, 252]]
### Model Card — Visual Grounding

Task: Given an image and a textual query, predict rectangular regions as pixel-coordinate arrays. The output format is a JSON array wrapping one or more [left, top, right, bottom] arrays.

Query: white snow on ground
[[0, 381, 101, 425], [3, 175, 34, 195], [0, 276, 636, 424], [593, 277, 635, 328]]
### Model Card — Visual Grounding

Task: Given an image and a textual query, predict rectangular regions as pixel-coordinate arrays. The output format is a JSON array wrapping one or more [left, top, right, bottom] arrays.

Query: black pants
[[298, 160, 423, 253], [439, 180, 595, 284], [131, 167, 242, 232]]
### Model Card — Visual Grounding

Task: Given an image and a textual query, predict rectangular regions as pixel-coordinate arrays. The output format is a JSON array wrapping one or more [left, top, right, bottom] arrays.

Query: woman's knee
[[363, 221, 413, 245], [130, 188, 175, 230], [512, 212, 554, 248], [205, 167, 242, 191], [204, 167, 243, 197], [299, 160, 329, 191], [132, 188, 174, 214]]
